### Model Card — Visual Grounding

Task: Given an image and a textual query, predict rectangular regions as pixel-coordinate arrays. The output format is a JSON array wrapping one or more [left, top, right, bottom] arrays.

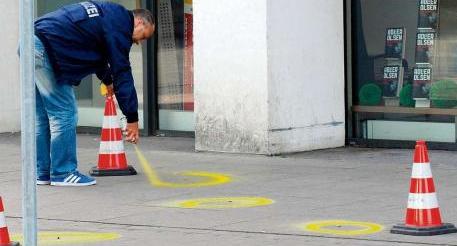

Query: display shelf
[[352, 105, 457, 116]]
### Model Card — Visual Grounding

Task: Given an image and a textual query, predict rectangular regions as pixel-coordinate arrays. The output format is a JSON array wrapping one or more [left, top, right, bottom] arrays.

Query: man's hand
[[100, 84, 115, 97], [125, 122, 139, 144], [106, 84, 114, 97]]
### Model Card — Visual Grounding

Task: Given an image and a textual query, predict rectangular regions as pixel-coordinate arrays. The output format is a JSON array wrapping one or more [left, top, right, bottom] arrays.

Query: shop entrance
[[36, 0, 195, 135]]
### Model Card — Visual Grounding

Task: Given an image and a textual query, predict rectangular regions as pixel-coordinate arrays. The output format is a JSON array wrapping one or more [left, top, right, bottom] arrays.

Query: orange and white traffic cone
[[0, 197, 20, 246], [89, 96, 137, 176], [391, 140, 457, 236]]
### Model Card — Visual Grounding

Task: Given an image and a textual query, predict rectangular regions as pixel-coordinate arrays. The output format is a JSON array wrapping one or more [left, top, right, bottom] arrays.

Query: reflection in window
[[157, 0, 194, 131]]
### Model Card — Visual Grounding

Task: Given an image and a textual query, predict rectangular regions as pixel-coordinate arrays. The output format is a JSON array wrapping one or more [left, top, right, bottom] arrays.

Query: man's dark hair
[[132, 9, 155, 26]]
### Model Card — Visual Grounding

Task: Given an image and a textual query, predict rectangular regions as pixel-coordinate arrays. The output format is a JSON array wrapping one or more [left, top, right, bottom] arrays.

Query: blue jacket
[[35, 1, 138, 122]]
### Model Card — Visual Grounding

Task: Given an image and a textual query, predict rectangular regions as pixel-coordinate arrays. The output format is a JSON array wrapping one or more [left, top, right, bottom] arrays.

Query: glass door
[[37, 0, 196, 133], [37, 0, 146, 130], [156, 0, 194, 131]]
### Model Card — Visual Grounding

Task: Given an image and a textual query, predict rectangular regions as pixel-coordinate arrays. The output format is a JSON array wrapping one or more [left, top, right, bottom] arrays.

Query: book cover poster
[[418, 0, 439, 29], [413, 67, 432, 99], [415, 30, 435, 64], [383, 66, 401, 97], [385, 27, 406, 59]]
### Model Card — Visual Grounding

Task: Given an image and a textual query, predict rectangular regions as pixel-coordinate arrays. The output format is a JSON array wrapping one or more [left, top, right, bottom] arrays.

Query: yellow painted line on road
[[301, 220, 383, 236], [167, 197, 274, 209], [11, 231, 120, 245], [134, 146, 231, 188]]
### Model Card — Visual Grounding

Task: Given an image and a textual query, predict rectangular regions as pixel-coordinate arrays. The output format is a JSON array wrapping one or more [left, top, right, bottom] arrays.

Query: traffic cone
[[90, 96, 137, 176], [391, 140, 457, 236], [0, 197, 20, 246]]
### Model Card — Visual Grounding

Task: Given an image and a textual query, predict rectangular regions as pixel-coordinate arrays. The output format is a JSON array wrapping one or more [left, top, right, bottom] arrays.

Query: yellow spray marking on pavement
[[11, 231, 120, 245], [301, 220, 383, 236], [134, 146, 231, 188], [167, 197, 274, 209]]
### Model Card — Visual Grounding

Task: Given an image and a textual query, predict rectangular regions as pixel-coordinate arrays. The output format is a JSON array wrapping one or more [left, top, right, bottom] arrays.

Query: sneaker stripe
[[64, 174, 74, 183], [69, 176, 78, 183], [74, 177, 81, 183]]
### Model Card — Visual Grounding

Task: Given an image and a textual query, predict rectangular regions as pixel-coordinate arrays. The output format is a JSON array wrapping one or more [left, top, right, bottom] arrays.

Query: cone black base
[[391, 223, 457, 236], [1, 242, 21, 246], [89, 165, 137, 176]]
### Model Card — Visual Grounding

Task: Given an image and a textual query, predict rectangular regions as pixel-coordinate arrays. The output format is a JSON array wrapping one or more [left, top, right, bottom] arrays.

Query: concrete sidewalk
[[1, 132, 457, 245]]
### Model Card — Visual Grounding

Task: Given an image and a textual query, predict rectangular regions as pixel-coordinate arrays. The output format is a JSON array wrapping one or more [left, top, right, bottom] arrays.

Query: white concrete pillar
[[266, 0, 346, 153], [195, 0, 345, 154], [0, 1, 20, 133], [194, 0, 269, 153]]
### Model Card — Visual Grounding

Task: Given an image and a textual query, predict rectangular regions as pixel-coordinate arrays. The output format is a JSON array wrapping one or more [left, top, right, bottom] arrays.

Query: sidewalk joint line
[[6, 216, 456, 246]]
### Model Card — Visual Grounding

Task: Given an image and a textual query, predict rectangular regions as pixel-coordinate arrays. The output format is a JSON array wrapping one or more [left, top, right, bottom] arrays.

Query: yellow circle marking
[[135, 146, 231, 188], [11, 231, 120, 245], [301, 220, 383, 236], [155, 171, 231, 188], [170, 197, 274, 209]]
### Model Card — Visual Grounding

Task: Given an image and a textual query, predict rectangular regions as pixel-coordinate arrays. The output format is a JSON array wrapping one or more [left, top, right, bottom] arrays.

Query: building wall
[[194, 0, 270, 153], [0, 1, 345, 150], [0, 2, 20, 133], [195, 0, 345, 154], [266, 0, 346, 153]]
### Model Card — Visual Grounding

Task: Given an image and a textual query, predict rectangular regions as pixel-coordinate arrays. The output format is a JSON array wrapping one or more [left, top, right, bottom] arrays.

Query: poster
[[382, 65, 403, 97], [413, 67, 432, 99], [417, 0, 439, 29], [384, 27, 406, 59], [415, 30, 435, 64]]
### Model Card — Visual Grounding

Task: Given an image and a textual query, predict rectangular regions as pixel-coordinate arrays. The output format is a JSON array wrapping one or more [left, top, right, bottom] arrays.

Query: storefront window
[[157, 0, 194, 131], [37, 0, 145, 129], [352, 0, 457, 143]]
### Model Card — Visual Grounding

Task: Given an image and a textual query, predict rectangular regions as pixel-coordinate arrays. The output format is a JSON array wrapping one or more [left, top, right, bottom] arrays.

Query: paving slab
[[1, 132, 457, 245]]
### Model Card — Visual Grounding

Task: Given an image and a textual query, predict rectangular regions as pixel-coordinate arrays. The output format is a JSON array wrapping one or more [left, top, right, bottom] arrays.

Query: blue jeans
[[35, 36, 78, 178]]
